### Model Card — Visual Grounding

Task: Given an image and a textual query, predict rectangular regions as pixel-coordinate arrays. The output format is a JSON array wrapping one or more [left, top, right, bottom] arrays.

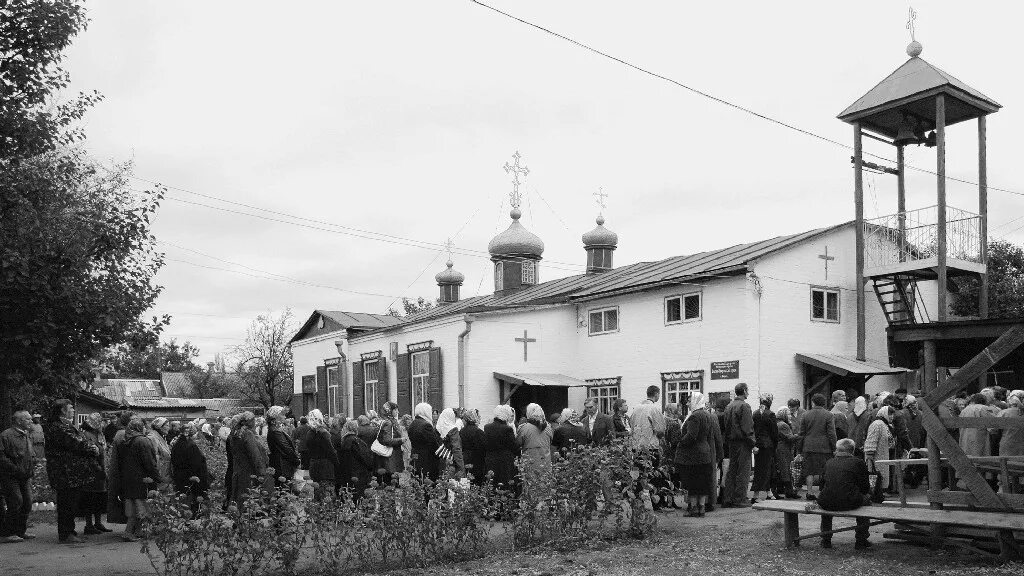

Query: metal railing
[[864, 205, 982, 270]]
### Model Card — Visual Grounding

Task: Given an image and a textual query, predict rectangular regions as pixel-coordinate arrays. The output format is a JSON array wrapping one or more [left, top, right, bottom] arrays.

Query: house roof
[[355, 222, 850, 334], [161, 372, 191, 394], [75, 389, 122, 410], [92, 379, 166, 403], [290, 310, 403, 344], [795, 353, 909, 377], [121, 397, 207, 410]]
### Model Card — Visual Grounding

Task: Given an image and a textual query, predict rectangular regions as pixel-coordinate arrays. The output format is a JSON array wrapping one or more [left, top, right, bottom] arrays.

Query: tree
[[386, 296, 438, 317], [95, 338, 201, 379], [182, 364, 238, 399], [951, 240, 1024, 319], [232, 309, 295, 409], [0, 1, 167, 428]]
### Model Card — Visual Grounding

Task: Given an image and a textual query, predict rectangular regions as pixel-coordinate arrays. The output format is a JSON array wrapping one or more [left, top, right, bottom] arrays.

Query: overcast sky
[[62, 1, 1024, 363]]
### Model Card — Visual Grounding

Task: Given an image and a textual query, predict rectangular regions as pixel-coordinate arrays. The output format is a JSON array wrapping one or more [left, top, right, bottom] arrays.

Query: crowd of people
[[0, 382, 1021, 548]]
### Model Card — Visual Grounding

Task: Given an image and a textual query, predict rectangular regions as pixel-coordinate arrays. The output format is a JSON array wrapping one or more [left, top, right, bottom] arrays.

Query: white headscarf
[[306, 409, 325, 429], [493, 404, 515, 424], [436, 408, 461, 438], [414, 402, 433, 422], [853, 396, 868, 417], [684, 392, 708, 424], [525, 403, 545, 422], [875, 406, 893, 423], [1007, 390, 1024, 408]]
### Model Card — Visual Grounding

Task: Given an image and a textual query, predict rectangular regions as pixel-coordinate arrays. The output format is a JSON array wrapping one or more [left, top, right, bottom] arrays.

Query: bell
[[893, 121, 918, 146], [923, 130, 937, 148]]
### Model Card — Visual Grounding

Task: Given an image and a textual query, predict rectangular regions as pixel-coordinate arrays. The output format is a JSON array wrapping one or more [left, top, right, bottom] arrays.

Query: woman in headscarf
[[147, 417, 172, 487], [399, 413, 414, 471], [117, 419, 160, 542], [830, 397, 852, 440], [356, 414, 379, 449], [43, 400, 101, 543], [408, 403, 443, 481], [999, 391, 1024, 492], [773, 407, 800, 499], [674, 392, 718, 517], [485, 405, 519, 492], [849, 395, 873, 456], [305, 409, 340, 501], [170, 420, 210, 513], [436, 408, 465, 476], [751, 393, 778, 503], [335, 419, 375, 502], [79, 413, 111, 534], [517, 403, 552, 476], [375, 401, 406, 487], [863, 405, 895, 491], [460, 409, 487, 484], [266, 406, 300, 489], [550, 408, 587, 461], [959, 393, 995, 459], [228, 411, 271, 506]]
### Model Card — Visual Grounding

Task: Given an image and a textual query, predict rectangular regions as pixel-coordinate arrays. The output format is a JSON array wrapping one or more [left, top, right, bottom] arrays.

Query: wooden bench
[[753, 499, 1024, 557]]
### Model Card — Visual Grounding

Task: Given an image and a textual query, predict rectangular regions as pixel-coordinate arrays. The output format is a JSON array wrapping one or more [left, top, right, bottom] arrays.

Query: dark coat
[[44, 420, 99, 491], [891, 409, 913, 455], [408, 417, 442, 480], [376, 418, 405, 475], [484, 419, 519, 487], [798, 407, 838, 455], [444, 427, 464, 475], [551, 423, 587, 458], [357, 423, 379, 450], [79, 426, 108, 493], [583, 413, 614, 445], [460, 422, 487, 482], [171, 434, 210, 495], [723, 399, 755, 447], [752, 408, 779, 450], [674, 410, 716, 465], [307, 428, 340, 483], [267, 428, 300, 481], [0, 427, 35, 480], [709, 413, 725, 464], [337, 434, 375, 497], [229, 428, 270, 504], [292, 424, 311, 453], [818, 454, 870, 512], [774, 420, 799, 481], [118, 431, 161, 500]]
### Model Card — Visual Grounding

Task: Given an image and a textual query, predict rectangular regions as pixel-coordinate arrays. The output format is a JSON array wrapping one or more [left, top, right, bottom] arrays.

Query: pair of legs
[[124, 498, 149, 541], [0, 478, 32, 539], [820, 516, 871, 548], [723, 442, 752, 506], [55, 489, 83, 542]]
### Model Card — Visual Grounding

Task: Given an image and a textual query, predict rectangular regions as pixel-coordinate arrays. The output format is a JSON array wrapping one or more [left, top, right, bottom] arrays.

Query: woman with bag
[[863, 406, 895, 492], [773, 407, 800, 499], [228, 412, 272, 506], [336, 420, 375, 502], [78, 413, 111, 534], [436, 408, 464, 477], [170, 420, 211, 514], [409, 403, 443, 481], [373, 402, 406, 486], [266, 406, 300, 489], [305, 409, 340, 501]]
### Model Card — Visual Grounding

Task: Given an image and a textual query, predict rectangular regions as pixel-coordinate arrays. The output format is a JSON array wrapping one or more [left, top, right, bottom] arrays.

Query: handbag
[[435, 443, 453, 463], [371, 423, 394, 458]]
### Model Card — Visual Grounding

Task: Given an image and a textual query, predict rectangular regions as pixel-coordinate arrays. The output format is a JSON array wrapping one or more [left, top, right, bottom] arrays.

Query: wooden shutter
[[396, 353, 411, 416], [428, 348, 443, 410], [352, 360, 365, 416], [316, 365, 328, 414], [377, 359, 389, 409]]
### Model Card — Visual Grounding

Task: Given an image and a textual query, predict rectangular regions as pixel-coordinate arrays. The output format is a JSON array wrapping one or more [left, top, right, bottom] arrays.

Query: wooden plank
[[941, 417, 1024, 430], [923, 324, 1024, 406], [936, 93, 948, 321], [752, 500, 1024, 530], [917, 399, 1008, 510], [884, 528, 1002, 558], [979, 115, 989, 320], [927, 491, 1024, 509]]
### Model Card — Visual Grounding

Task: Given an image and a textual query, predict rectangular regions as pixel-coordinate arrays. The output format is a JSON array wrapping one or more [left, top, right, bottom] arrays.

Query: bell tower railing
[[863, 205, 983, 277]]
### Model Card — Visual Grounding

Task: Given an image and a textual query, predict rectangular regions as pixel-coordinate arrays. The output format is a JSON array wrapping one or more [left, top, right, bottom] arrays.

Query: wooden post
[[784, 512, 800, 548], [854, 123, 866, 361], [897, 145, 907, 262], [936, 94, 948, 322], [979, 116, 989, 319], [923, 340, 943, 509]]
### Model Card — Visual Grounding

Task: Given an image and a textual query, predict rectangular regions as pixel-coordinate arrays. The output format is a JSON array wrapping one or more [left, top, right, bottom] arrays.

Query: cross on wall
[[818, 246, 836, 280], [514, 330, 536, 361]]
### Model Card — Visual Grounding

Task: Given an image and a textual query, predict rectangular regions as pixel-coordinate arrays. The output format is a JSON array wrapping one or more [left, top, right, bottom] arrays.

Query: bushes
[[140, 439, 656, 576]]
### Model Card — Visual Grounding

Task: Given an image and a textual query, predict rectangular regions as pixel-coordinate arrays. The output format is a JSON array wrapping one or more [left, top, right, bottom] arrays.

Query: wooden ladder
[[872, 275, 917, 326]]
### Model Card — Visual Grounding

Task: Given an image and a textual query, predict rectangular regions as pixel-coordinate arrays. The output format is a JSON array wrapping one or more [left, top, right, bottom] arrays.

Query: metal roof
[[795, 353, 910, 377], [320, 310, 402, 328], [122, 397, 208, 409], [493, 372, 591, 387]]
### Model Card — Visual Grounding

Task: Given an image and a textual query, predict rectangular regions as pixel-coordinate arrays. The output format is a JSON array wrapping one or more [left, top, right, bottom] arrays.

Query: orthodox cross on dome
[[593, 187, 608, 216], [503, 151, 529, 209], [444, 237, 455, 259], [906, 6, 917, 41], [514, 329, 536, 362], [819, 246, 836, 280]]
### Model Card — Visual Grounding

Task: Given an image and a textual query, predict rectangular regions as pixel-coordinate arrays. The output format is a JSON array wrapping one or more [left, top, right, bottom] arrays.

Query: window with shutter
[[316, 365, 328, 414], [428, 347, 443, 410], [377, 358, 389, 410], [363, 360, 380, 414], [352, 360, 365, 416], [396, 353, 411, 415]]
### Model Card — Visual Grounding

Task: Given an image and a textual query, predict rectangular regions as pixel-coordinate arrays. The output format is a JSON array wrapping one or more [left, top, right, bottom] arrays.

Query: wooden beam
[[936, 93, 948, 321], [891, 320, 1024, 342], [854, 123, 866, 361], [924, 340, 943, 510], [927, 490, 1024, 510], [917, 399, 1008, 510], [979, 115, 989, 320], [923, 324, 1024, 406], [941, 417, 1024, 430], [897, 145, 907, 264]]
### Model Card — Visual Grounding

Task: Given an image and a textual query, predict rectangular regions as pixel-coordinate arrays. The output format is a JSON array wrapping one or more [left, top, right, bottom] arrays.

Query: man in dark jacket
[[0, 410, 36, 543], [817, 438, 872, 549], [722, 383, 755, 507], [582, 398, 614, 445]]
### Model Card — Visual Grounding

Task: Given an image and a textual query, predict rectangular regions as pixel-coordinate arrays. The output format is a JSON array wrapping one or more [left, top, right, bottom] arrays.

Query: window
[[494, 261, 504, 291], [664, 379, 703, 417], [411, 351, 430, 407], [666, 293, 702, 324], [521, 260, 536, 285], [363, 360, 380, 413], [811, 287, 840, 322], [588, 306, 619, 335], [587, 385, 619, 414], [326, 365, 341, 417]]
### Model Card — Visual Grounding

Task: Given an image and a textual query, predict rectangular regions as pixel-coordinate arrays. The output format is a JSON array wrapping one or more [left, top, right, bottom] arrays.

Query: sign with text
[[710, 360, 740, 380], [301, 375, 317, 393]]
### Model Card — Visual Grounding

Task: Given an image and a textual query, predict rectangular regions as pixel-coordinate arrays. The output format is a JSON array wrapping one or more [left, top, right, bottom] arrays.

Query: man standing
[[0, 410, 37, 543], [722, 383, 755, 507], [630, 386, 666, 464], [582, 398, 613, 445]]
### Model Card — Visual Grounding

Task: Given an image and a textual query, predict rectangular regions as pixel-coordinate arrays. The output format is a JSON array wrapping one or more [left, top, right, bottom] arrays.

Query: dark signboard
[[710, 360, 739, 380], [301, 375, 317, 393]]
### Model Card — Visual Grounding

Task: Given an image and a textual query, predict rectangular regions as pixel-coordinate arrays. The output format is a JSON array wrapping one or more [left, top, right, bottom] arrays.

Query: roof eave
[[838, 85, 1000, 127]]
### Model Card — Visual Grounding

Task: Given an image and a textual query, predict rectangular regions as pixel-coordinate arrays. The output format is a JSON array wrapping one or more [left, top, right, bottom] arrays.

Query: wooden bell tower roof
[[838, 56, 1000, 137]]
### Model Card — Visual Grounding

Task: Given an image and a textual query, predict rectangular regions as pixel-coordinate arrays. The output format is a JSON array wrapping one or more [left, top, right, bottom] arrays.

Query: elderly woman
[[460, 409, 487, 483], [373, 402, 406, 486], [44, 400, 101, 544], [830, 395, 852, 440], [849, 396, 873, 455], [399, 414, 414, 470], [147, 417, 172, 487], [170, 420, 210, 513], [674, 392, 719, 517], [485, 405, 519, 491], [118, 419, 160, 542], [356, 414, 379, 449], [774, 407, 800, 499], [336, 419, 375, 501], [751, 393, 778, 503], [436, 408, 465, 476], [408, 403, 443, 481], [798, 393, 837, 500], [517, 403, 552, 477], [228, 411, 271, 506], [551, 408, 587, 460], [266, 406, 300, 489], [79, 413, 111, 534], [305, 409, 340, 500], [863, 405, 895, 491]]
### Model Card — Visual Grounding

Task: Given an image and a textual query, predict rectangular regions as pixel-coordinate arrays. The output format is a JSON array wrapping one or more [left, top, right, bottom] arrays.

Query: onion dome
[[582, 215, 618, 248], [487, 208, 545, 258], [435, 260, 465, 284]]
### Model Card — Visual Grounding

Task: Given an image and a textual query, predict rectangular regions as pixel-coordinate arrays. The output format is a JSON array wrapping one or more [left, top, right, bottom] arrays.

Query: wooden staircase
[[872, 275, 920, 326]]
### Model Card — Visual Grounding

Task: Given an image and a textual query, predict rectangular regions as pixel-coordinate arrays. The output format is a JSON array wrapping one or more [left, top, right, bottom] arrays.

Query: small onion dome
[[435, 260, 465, 284], [582, 215, 618, 248], [906, 41, 923, 58], [487, 208, 545, 258]]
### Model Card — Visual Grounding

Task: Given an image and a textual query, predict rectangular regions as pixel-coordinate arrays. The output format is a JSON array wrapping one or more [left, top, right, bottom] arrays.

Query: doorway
[[507, 385, 568, 423]]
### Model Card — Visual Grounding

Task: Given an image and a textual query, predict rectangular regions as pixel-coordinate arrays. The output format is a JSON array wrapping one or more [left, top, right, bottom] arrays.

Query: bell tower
[[838, 29, 999, 360]]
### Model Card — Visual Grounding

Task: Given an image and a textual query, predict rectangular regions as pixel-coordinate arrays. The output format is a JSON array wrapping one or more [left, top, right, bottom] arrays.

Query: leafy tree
[[233, 309, 295, 409], [0, 0, 166, 428], [386, 296, 439, 317], [951, 240, 1024, 319], [181, 364, 238, 399], [96, 338, 201, 379]]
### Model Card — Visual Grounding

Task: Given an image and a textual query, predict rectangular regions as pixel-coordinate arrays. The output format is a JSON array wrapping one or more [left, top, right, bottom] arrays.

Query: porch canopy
[[493, 371, 590, 405], [795, 353, 909, 378]]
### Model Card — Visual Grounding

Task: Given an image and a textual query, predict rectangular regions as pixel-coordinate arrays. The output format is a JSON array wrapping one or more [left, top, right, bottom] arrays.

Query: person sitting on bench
[[817, 438, 872, 549]]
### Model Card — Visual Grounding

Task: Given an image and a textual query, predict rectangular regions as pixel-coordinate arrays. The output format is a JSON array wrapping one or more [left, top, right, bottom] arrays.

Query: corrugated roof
[[93, 379, 166, 402], [493, 372, 591, 387], [320, 311, 402, 329], [795, 353, 909, 377], [122, 397, 207, 409], [838, 57, 999, 120]]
